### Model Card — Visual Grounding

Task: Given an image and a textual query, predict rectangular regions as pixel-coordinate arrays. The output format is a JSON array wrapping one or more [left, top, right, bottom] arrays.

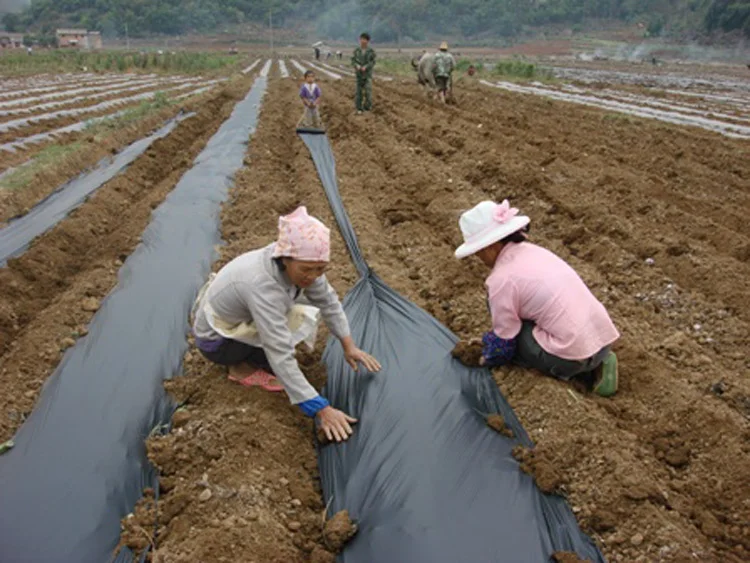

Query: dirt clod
[[552, 552, 591, 563], [512, 446, 563, 494], [310, 546, 337, 563], [451, 339, 483, 367], [589, 508, 617, 533], [171, 409, 191, 428], [486, 413, 514, 438], [323, 510, 358, 553]]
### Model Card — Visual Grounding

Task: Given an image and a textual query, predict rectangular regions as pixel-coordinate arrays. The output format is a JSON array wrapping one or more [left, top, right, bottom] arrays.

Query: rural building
[[56, 29, 102, 49], [0, 32, 24, 49]]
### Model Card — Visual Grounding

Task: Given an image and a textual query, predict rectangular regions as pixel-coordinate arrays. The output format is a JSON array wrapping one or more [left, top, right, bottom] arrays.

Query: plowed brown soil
[[3, 63, 748, 563], [136, 73, 750, 563], [0, 78, 254, 444]]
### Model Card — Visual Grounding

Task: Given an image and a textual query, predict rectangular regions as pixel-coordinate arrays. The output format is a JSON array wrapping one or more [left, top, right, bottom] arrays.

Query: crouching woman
[[192, 206, 381, 441], [454, 200, 619, 396]]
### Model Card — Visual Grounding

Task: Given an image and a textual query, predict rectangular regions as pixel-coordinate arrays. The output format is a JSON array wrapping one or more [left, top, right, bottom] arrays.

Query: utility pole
[[125, 22, 130, 50]]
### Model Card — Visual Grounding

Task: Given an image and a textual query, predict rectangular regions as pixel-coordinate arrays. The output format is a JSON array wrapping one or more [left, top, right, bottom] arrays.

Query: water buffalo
[[411, 52, 452, 102]]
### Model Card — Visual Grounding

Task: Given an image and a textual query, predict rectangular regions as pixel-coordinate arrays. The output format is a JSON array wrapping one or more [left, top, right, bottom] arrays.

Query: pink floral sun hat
[[272, 206, 331, 262], [454, 200, 530, 259]]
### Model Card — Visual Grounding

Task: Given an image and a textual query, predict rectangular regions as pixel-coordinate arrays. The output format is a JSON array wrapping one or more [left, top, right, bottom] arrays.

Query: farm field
[[1, 55, 748, 562], [0, 54, 262, 222]]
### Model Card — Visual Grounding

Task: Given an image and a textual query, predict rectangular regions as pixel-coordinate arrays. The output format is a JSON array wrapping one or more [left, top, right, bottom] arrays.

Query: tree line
[[3, 0, 748, 39]]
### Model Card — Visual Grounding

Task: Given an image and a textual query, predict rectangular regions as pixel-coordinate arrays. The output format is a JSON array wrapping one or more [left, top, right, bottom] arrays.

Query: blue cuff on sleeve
[[298, 395, 330, 417], [482, 331, 517, 367]]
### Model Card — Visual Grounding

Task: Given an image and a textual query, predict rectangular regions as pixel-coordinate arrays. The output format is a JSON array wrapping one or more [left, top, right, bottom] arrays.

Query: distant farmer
[[298, 70, 323, 131], [352, 32, 376, 115], [314, 46, 321, 61], [432, 42, 455, 104], [454, 200, 620, 397], [192, 207, 381, 442]]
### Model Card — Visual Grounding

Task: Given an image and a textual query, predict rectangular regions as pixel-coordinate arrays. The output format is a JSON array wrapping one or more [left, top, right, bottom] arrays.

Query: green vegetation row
[[0, 50, 241, 76], [3, 0, 749, 39]]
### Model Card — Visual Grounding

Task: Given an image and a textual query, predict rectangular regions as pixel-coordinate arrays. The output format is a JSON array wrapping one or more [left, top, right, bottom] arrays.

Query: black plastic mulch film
[[299, 132, 606, 563], [0, 112, 193, 266], [0, 76, 268, 562]]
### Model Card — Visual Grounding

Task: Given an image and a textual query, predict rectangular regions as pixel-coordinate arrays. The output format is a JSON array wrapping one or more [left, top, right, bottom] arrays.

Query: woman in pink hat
[[455, 200, 619, 396], [193, 206, 381, 442]]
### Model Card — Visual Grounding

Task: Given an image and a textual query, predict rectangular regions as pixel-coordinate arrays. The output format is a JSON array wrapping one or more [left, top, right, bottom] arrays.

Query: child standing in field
[[298, 70, 323, 130]]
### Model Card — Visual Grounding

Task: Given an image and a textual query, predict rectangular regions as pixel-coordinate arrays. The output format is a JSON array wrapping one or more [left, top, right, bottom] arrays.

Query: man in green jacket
[[352, 32, 376, 114]]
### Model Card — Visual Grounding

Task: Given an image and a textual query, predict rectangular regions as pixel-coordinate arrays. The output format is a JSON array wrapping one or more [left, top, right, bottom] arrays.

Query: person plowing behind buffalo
[[432, 42, 455, 104], [454, 200, 619, 397], [192, 206, 381, 441]]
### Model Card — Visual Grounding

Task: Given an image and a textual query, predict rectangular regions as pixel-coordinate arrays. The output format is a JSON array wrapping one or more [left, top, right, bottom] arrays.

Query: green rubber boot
[[594, 352, 618, 397]]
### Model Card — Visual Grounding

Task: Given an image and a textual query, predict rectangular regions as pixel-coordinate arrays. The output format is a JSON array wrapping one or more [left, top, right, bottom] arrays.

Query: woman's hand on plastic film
[[317, 406, 358, 442]]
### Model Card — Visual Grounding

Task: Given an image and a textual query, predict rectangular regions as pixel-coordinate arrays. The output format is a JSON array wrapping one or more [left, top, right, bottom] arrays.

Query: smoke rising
[[0, 0, 30, 14]]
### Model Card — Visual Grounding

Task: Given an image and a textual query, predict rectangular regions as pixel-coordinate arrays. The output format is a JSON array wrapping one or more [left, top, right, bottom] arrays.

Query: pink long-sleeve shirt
[[486, 242, 619, 360]]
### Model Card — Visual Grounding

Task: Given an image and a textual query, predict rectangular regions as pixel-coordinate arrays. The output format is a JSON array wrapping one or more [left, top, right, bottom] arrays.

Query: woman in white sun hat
[[455, 200, 619, 396]]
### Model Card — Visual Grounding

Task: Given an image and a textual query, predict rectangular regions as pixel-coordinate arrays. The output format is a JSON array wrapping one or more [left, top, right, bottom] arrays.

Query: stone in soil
[[81, 297, 100, 312]]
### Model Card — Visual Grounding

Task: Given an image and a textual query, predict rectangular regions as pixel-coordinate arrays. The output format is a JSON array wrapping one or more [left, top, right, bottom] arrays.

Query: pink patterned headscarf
[[272, 206, 331, 262]]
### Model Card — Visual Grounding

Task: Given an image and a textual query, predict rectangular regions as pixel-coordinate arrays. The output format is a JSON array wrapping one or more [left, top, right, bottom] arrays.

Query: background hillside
[[2, 0, 749, 42]]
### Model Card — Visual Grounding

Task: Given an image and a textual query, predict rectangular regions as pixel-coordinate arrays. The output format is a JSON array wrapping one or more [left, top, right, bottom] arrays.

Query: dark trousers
[[199, 338, 271, 370], [514, 321, 610, 382], [355, 76, 372, 111]]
